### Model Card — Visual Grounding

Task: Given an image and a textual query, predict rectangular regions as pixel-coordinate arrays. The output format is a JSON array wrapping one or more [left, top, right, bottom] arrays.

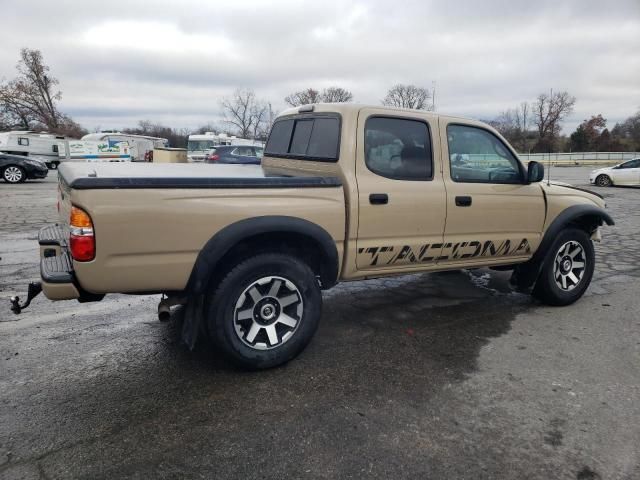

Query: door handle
[[455, 195, 472, 207], [369, 193, 389, 205]]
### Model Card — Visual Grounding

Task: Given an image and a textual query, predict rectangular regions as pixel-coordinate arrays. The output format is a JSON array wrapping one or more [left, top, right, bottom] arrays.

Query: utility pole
[[431, 81, 436, 111]]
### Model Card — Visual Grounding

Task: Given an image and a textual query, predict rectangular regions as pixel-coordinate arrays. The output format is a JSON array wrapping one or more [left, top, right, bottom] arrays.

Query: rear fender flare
[[186, 216, 339, 294]]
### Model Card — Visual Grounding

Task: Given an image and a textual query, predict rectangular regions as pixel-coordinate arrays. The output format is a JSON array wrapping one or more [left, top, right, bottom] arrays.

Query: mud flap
[[181, 295, 205, 350], [510, 262, 541, 293]]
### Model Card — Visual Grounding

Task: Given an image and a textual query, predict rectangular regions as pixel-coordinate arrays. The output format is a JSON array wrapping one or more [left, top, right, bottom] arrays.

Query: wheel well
[[208, 232, 335, 290], [568, 214, 604, 235]]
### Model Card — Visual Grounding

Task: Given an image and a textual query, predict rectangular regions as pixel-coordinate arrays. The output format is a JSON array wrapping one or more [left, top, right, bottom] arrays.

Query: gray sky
[[1, 0, 638, 133]]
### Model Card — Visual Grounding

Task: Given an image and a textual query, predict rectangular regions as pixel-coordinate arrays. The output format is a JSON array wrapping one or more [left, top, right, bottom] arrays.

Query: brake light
[[69, 206, 95, 261], [207, 154, 220, 162]]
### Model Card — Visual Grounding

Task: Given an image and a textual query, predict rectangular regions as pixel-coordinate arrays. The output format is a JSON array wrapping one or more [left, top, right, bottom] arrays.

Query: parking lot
[[0, 167, 638, 479]]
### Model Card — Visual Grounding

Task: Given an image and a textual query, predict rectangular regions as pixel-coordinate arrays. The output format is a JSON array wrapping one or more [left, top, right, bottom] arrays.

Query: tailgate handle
[[455, 195, 472, 207], [369, 193, 389, 205]]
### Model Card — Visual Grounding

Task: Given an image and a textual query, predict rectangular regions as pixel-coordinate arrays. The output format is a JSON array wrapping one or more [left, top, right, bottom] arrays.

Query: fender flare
[[186, 216, 339, 294], [512, 204, 614, 289]]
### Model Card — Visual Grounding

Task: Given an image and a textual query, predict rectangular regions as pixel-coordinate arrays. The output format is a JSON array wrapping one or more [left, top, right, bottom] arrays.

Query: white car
[[589, 158, 640, 187]]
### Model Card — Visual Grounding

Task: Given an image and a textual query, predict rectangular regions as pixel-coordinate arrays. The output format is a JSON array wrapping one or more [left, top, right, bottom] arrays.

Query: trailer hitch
[[10, 282, 42, 314]]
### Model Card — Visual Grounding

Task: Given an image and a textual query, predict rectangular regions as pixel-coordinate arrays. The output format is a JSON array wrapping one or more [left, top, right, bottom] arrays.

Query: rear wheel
[[533, 228, 595, 306], [2, 165, 26, 183], [206, 253, 322, 369], [49, 161, 59, 170], [595, 174, 612, 187]]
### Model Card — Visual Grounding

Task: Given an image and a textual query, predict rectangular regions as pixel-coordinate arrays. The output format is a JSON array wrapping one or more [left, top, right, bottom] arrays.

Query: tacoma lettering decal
[[358, 238, 531, 267]]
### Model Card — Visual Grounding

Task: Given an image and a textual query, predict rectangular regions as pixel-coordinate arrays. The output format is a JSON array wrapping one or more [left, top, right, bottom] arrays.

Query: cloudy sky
[[1, 0, 638, 133]]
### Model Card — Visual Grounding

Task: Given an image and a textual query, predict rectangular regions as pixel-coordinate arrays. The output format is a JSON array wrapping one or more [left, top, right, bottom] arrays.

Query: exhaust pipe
[[157, 295, 187, 322]]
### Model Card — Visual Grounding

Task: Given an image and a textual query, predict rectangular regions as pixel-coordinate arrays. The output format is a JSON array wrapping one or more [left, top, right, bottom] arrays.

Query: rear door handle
[[369, 193, 389, 205], [455, 195, 472, 207]]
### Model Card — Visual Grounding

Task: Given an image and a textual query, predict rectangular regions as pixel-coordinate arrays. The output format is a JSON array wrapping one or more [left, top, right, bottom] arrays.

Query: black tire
[[595, 174, 612, 187], [206, 253, 322, 369], [2, 165, 26, 184], [50, 161, 59, 170], [532, 228, 595, 306]]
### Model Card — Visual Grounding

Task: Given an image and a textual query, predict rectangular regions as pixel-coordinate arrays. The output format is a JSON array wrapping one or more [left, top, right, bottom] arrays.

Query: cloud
[[0, 0, 638, 132]]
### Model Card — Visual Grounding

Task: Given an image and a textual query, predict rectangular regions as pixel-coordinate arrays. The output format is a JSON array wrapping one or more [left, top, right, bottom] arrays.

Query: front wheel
[[2, 165, 26, 183], [206, 253, 322, 369], [595, 174, 612, 187], [533, 228, 595, 306]]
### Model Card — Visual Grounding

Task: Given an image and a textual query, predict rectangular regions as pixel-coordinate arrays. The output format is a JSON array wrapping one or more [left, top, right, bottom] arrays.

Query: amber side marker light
[[69, 206, 95, 261]]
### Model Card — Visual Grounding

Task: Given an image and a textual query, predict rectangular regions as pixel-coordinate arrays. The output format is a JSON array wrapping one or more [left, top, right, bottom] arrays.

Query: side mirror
[[527, 161, 545, 183]]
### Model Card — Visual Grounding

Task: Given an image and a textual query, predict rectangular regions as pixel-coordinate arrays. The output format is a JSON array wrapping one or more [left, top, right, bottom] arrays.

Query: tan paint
[[41, 280, 79, 300], [42, 103, 608, 300]]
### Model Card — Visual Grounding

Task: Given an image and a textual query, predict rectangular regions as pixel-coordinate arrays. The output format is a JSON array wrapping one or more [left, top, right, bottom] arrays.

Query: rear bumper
[[38, 225, 103, 302]]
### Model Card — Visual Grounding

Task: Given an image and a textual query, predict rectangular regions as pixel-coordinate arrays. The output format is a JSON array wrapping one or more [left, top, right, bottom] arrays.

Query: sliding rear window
[[265, 114, 341, 162]]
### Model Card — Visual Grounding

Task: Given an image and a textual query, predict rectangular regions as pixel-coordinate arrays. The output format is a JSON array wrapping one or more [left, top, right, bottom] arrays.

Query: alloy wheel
[[233, 276, 303, 350], [553, 240, 586, 291], [4, 166, 23, 183]]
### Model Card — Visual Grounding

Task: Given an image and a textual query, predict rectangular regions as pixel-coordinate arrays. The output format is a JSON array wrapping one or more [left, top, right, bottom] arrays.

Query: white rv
[[79, 132, 169, 162], [187, 132, 257, 162], [0, 131, 72, 168]]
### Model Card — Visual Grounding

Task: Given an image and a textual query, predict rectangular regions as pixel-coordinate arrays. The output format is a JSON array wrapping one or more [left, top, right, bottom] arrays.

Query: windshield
[[188, 140, 215, 151]]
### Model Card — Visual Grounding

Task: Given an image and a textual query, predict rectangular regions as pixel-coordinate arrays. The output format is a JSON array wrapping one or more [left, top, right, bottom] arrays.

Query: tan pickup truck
[[13, 104, 613, 369]]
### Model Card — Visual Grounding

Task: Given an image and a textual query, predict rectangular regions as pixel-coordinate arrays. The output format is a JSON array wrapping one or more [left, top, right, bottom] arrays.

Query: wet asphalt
[[0, 167, 639, 479]]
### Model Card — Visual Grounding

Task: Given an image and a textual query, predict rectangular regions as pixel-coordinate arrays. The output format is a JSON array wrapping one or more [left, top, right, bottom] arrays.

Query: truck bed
[[53, 162, 346, 296]]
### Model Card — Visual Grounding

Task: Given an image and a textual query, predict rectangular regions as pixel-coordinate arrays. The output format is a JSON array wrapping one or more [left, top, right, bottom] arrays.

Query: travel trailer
[[0, 131, 72, 168], [187, 132, 258, 162], [57, 140, 132, 163], [80, 132, 168, 162]]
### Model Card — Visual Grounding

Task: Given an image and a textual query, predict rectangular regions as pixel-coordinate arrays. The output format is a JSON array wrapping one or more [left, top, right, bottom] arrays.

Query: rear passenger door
[[438, 118, 545, 266], [356, 108, 447, 272]]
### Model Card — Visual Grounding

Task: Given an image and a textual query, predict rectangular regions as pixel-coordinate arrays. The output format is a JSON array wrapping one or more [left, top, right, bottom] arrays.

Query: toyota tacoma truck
[[13, 104, 613, 369]]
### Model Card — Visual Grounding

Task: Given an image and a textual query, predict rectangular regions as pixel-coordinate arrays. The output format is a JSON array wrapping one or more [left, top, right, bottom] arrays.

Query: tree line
[[487, 93, 640, 153], [1, 48, 638, 152]]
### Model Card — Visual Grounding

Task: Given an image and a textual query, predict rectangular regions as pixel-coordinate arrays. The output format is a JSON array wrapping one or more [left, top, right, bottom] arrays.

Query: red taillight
[[208, 154, 220, 162], [69, 206, 95, 261], [69, 235, 95, 261]]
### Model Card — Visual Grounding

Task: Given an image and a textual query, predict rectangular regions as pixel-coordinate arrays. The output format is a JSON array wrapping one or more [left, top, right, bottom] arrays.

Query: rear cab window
[[265, 114, 341, 162]]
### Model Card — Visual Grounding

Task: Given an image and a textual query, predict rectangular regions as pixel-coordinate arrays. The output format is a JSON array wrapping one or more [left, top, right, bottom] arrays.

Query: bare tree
[[0, 48, 63, 130], [284, 88, 322, 107], [220, 88, 261, 139], [382, 84, 432, 110], [284, 86, 354, 107], [532, 90, 576, 152], [489, 102, 532, 152], [321, 87, 353, 103]]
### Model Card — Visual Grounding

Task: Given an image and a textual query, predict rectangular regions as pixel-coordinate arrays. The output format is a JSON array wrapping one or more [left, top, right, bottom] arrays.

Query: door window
[[364, 117, 433, 180], [233, 146, 254, 156], [618, 159, 640, 169], [18, 137, 29, 146], [447, 124, 523, 184]]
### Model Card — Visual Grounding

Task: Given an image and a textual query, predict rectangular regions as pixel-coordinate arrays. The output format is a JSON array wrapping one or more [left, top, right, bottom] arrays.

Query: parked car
[[205, 145, 264, 164], [16, 104, 613, 370], [590, 158, 640, 186], [1, 153, 48, 183]]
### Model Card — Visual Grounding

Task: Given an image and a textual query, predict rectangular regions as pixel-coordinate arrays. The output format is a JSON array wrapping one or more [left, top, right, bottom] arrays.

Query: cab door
[[355, 108, 447, 272], [438, 117, 545, 266]]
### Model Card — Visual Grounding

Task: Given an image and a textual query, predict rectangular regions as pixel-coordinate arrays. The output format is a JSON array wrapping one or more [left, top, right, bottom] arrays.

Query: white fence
[[516, 152, 639, 166]]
